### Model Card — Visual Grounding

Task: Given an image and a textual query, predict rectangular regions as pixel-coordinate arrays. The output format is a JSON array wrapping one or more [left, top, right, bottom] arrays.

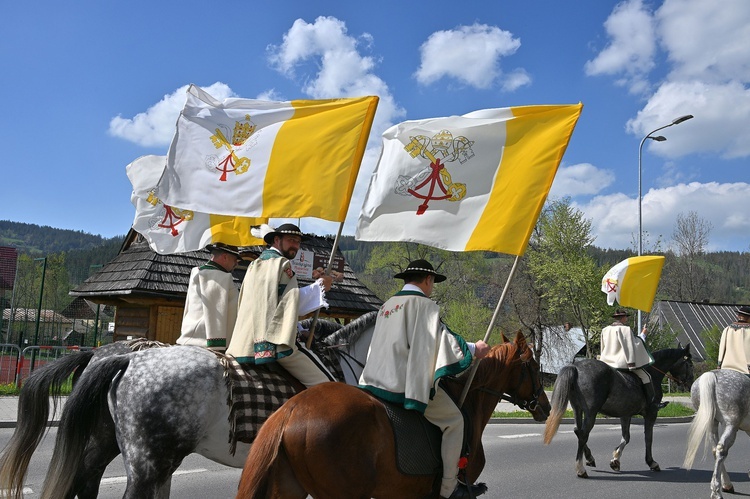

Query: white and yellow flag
[[355, 103, 582, 255], [156, 85, 378, 222], [601, 256, 665, 313], [128, 155, 266, 254]]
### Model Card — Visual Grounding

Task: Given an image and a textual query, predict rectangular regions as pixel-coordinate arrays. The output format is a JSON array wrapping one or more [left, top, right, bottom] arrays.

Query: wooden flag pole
[[458, 254, 521, 406], [305, 221, 345, 349]]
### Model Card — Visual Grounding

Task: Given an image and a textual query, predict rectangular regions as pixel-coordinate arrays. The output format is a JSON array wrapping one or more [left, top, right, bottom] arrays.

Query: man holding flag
[[599, 309, 663, 411], [359, 259, 490, 499], [226, 224, 337, 387]]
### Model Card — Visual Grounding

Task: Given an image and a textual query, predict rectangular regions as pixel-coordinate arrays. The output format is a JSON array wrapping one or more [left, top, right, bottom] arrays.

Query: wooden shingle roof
[[71, 229, 382, 319]]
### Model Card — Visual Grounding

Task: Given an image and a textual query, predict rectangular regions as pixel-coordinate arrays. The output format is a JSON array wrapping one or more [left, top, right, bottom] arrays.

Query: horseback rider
[[358, 259, 490, 499], [599, 309, 662, 411], [176, 242, 241, 353], [718, 305, 750, 374], [226, 223, 336, 387]]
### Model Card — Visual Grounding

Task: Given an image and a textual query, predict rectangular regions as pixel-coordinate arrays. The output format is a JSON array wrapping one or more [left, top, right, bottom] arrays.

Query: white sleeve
[[297, 279, 329, 317]]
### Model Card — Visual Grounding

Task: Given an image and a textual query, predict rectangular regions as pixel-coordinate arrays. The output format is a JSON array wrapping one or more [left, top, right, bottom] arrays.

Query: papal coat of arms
[[396, 129, 474, 215]]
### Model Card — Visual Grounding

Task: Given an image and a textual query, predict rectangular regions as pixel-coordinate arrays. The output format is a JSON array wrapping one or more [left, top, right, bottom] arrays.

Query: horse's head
[[477, 331, 550, 422], [668, 343, 694, 389]]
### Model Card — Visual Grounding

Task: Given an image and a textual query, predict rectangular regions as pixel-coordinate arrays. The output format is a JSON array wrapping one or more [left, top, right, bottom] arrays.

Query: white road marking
[[100, 468, 208, 485]]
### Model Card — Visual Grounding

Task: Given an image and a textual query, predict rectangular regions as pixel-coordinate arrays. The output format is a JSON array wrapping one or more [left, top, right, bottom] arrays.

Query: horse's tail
[[236, 405, 294, 499], [0, 350, 95, 499], [683, 371, 717, 470], [39, 354, 131, 499], [544, 364, 577, 444]]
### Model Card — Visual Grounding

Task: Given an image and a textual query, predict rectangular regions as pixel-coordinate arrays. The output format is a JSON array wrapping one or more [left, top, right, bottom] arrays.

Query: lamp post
[[30, 257, 47, 371], [637, 114, 694, 334]]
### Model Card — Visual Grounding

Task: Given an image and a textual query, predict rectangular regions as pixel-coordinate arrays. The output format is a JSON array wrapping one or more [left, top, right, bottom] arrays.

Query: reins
[[477, 358, 544, 412]]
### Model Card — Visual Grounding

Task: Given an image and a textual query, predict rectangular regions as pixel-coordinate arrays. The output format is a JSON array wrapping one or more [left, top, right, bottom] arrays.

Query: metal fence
[[0, 344, 93, 387]]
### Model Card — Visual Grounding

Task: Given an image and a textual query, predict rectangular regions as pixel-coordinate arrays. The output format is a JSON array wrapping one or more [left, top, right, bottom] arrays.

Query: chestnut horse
[[236, 331, 550, 499]]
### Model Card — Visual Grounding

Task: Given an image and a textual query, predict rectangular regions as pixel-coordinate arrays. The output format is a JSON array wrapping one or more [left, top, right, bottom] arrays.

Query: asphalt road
[[3, 421, 748, 498]]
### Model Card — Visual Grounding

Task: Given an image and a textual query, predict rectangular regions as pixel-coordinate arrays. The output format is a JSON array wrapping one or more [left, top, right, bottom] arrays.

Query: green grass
[[0, 377, 75, 396], [493, 402, 695, 419]]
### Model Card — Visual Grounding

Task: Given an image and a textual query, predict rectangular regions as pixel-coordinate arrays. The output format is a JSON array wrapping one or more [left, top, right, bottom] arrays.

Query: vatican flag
[[355, 103, 582, 255], [156, 85, 378, 222], [601, 256, 666, 313], [128, 155, 266, 254]]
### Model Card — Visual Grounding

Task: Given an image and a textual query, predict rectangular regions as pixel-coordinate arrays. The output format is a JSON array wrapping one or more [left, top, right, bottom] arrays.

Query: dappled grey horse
[[683, 369, 750, 499], [0, 313, 376, 499], [543, 345, 694, 477]]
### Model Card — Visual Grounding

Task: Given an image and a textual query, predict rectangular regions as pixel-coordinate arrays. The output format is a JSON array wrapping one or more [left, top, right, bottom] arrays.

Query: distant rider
[[599, 309, 663, 411], [718, 305, 750, 375]]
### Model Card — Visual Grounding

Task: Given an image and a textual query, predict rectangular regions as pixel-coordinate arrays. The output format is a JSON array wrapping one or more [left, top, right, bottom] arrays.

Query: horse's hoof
[[577, 471, 588, 479], [722, 485, 735, 493], [610, 459, 620, 472], [650, 463, 661, 472], [586, 459, 596, 467]]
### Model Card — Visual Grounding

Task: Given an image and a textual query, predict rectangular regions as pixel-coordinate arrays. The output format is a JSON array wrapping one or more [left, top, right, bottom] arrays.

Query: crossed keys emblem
[[146, 191, 194, 237], [210, 128, 251, 182], [604, 278, 618, 293], [396, 130, 474, 215]]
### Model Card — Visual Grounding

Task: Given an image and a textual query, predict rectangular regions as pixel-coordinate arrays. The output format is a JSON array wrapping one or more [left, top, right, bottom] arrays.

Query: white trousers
[[424, 385, 464, 498]]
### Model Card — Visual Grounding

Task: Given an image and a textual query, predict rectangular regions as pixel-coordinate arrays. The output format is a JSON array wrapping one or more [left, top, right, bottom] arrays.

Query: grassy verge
[[493, 403, 695, 419]]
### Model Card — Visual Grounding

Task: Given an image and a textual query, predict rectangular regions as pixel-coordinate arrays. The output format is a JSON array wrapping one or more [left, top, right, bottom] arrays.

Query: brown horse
[[236, 331, 550, 499]]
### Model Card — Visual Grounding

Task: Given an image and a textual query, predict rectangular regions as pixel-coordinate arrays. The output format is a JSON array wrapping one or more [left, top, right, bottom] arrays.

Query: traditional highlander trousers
[[176, 243, 241, 353], [599, 309, 658, 407], [718, 305, 750, 374], [226, 224, 335, 386], [359, 259, 487, 499]]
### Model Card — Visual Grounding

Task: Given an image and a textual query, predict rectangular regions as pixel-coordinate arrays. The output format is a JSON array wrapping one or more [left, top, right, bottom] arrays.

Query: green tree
[[700, 325, 722, 370], [524, 198, 611, 359]]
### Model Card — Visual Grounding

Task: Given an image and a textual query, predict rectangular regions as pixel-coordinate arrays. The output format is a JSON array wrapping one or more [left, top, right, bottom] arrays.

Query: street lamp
[[637, 114, 694, 334]]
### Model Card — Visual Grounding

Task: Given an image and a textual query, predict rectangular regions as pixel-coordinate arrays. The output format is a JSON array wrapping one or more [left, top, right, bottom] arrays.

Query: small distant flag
[[601, 256, 665, 312]]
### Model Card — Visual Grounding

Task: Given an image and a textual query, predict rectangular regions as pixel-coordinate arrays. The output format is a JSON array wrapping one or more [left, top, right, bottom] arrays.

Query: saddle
[[375, 385, 473, 476]]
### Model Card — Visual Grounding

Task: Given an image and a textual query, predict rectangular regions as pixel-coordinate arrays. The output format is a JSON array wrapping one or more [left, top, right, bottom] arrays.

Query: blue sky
[[2, 0, 748, 252]]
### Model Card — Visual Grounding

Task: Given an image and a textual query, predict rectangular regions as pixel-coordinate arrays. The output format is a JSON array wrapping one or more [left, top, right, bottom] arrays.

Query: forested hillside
[[0, 220, 124, 255]]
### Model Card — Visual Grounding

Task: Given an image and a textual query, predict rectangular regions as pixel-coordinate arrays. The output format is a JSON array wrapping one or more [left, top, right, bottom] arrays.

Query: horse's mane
[[299, 317, 344, 339], [651, 345, 690, 362], [321, 311, 378, 347]]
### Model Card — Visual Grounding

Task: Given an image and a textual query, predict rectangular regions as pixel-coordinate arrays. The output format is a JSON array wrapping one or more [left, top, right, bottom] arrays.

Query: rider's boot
[[442, 482, 488, 499], [642, 382, 669, 410]]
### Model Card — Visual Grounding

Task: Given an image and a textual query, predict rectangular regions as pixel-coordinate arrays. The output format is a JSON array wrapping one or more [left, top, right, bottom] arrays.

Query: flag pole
[[458, 254, 521, 406], [305, 221, 345, 349]]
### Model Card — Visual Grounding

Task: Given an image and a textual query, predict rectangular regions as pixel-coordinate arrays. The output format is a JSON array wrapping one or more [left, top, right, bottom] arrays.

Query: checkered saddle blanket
[[215, 342, 344, 454]]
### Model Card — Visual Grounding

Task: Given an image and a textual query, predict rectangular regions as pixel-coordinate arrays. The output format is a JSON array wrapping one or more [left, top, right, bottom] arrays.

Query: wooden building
[[69, 230, 383, 344]]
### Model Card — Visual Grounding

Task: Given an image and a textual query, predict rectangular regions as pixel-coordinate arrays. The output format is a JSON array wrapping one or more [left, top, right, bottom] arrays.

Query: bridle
[[651, 354, 692, 386], [478, 357, 545, 412]]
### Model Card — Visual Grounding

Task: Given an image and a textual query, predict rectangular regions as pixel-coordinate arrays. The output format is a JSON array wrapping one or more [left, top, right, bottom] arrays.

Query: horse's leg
[[71, 417, 121, 499], [711, 425, 738, 498], [643, 415, 660, 471], [609, 416, 631, 472], [573, 407, 596, 478]]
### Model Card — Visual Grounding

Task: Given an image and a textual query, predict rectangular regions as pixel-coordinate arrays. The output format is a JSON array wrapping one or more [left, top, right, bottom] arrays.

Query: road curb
[[487, 416, 693, 424]]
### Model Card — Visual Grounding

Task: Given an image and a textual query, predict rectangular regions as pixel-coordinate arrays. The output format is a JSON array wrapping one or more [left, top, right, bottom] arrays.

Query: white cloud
[[576, 182, 750, 252], [657, 0, 750, 83], [550, 163, 615, 197], [267, 16, 404, 135], [584, 0, 656, 94], [108, 83, 234, 147], [627, 81, 750, 159], [414, 23, 527, 90]]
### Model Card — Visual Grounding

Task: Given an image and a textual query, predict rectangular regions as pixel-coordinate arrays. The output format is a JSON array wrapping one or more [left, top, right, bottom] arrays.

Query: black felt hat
[[394, 259, 446, 283], [612, 309, 630, 318], [205, 242, 241, 256], [263, 223, 305, 245], [736, 305, 750, 317]]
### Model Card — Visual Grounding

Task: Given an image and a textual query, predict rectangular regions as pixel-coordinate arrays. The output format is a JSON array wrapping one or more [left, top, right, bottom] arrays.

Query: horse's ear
[[514, 330, 526, 347], [500, 332, 510, 343], [685, 343, 691, 352], [677, 341, 683, 348]]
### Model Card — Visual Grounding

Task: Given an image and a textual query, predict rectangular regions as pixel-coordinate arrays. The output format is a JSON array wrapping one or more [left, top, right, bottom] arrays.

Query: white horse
[[684, 369, 750, 499], [0, 312, 376, 499]]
